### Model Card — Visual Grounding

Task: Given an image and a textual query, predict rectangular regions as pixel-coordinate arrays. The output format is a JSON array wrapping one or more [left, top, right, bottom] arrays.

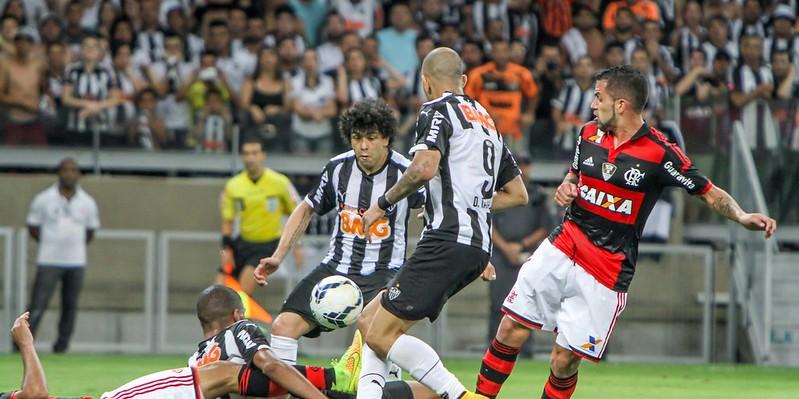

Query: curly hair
[[338, 99, 397, 145]]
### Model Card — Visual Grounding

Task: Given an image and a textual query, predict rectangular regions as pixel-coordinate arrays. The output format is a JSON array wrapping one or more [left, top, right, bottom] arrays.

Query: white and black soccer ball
[[310, 275, 364, 330]]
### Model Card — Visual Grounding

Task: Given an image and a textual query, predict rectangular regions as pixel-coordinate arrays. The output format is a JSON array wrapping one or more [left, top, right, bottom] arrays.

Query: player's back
[[189, 320, 269, 368], [410, 93, 518, 253]]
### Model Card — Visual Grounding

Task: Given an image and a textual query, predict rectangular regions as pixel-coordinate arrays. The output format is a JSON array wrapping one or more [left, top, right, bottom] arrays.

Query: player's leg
[[540, 344, 581, 399], [54, 267, 84, 353], [271, 265, 338, 364], [238, 240, 278, 295], [355, 295, 392, 399], [476, 240, 570, 398], [26, 266, 63, 338], [238, 265, 258, 294]]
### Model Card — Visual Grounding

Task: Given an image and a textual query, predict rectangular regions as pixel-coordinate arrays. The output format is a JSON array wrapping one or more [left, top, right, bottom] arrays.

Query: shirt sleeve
[[409, 104, 453, 156], [220, 181, 235, 221], [234, 322, 271, 365], [659, 143, 713, 195], [87, 197, 100, 229], [520, 68, 539, 98], [569, 126, 584, 175], [496, 143, 521, 189], [26, 194, 43, 226], [304, 164, 337, 215]]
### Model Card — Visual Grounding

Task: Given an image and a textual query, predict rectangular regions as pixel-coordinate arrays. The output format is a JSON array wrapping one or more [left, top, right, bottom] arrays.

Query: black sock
[[383, 381, 414, 399]]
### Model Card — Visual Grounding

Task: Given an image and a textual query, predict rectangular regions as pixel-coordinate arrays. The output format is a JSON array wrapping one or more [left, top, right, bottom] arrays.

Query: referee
[[219, 136, 302, 295]]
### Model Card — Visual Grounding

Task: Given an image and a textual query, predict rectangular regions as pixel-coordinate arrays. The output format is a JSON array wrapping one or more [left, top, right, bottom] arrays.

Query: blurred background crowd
[[0, 0, 797, 221]]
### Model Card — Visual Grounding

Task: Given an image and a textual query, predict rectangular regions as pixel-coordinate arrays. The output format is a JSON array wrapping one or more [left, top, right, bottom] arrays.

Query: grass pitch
[[0, 354, 797, 398]]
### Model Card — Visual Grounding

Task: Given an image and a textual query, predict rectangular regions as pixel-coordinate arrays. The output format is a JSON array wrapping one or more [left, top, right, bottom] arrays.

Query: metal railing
[[730, 121, 778, 363], [0, 227, 13, 352]]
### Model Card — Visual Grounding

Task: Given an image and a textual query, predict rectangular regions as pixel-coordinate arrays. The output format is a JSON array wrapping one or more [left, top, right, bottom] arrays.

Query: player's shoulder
[[421, 92, 455, 109], [326, 150, 356, 168], [225, 171, 249, 189], [388, 150, 412, 169], [578, 120, 601, 140]]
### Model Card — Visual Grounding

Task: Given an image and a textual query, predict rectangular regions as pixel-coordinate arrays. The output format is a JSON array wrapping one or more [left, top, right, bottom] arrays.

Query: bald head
[[421, 47, 464, 83]]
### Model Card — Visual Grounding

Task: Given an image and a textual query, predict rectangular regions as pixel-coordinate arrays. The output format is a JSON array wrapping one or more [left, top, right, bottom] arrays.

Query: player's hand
[[738, 213, 777, 239], [11, 312, 34, 348], [254, 256, 281, 286], [481, 262, 497, 281], [362, 204, 385, 242], [555, 181, 578, 207]]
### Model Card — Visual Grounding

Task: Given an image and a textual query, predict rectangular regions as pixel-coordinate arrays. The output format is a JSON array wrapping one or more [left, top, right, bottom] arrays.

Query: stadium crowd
[[0, 0, 797, 219]]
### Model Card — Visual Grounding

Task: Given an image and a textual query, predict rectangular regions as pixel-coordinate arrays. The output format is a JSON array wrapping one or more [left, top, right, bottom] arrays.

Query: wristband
[[222, 235, 234, 249], [377, 195, 393, 211]]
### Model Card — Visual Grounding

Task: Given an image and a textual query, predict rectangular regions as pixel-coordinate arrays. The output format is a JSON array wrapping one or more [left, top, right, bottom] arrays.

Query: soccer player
[[219, 136, 303, 295], [253, 99, 424, 365], [474, 65, 777, 399], [357, 47, 529, 399]]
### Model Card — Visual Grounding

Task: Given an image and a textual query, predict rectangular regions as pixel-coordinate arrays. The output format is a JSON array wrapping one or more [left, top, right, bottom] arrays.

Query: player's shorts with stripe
[[100, 367, 202, 399], [501, 239, 627, 362], [381, 238, 490, 322], [280, 263, 396, 338]]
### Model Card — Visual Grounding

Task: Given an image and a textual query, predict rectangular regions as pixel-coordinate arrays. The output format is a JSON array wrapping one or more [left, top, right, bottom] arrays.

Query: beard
[[596, 107, 616, 132]]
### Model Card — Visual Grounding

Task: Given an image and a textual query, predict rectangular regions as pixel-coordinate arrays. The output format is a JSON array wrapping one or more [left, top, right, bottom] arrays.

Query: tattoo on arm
[[385, 157, 435, 204], [708, 189, 744, 222]]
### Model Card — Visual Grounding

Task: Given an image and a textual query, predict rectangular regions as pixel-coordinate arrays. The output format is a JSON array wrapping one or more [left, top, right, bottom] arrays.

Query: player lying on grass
[[1, 311, 328, 399]]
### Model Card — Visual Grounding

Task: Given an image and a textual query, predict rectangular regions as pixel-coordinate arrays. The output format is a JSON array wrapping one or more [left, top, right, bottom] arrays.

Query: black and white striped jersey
[[304, 150, 425, 276], [188, 320, 269, 368], [409, 92, 520, 253], [65, 62, 117, 133]]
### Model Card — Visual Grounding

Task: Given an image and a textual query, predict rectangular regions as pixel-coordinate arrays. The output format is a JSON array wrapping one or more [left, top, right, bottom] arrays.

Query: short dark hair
[[274, 4, 296, 18], [338, 99, 397, 145], [196, 285, 244, 327], [605, 40, 624, 52], [593, 65, 649, 113], [240, 135, 264, 151], [209, 20, 228, 30], [56, 157, 79, 172], [772, 48, 793, 63]]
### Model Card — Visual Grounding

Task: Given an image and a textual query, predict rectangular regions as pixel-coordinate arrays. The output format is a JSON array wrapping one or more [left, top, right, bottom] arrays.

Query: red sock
[[541, 370, 578, 399], [475, 339, 520, 398], [238, 365, 333, 396]]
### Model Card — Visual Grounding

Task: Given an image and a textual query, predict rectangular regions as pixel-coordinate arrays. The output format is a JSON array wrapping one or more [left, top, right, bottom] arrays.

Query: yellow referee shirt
[[221, 169, 299, 242]]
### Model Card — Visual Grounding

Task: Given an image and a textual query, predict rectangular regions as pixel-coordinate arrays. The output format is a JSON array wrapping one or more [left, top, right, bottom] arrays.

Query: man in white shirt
[[26, 158, 100, 353]]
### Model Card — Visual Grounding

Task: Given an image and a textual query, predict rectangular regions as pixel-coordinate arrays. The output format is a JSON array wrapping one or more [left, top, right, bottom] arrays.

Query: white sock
[[387, 334, 466, 398], [270, 335, 298, 365], [357, 343, 389, 399]]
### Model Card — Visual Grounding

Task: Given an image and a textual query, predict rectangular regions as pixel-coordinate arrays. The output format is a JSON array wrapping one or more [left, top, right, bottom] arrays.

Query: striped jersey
[[304, 150, 425, 276], [409, 92, 520, 253], [65, 62, 117, 133], [188, 320, 269, 368]]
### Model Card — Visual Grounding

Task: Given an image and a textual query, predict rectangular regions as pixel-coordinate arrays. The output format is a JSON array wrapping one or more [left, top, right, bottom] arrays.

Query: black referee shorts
[[280, 263, 397, 338], [232, 238, 279, 279], [381, 238, 490, 322]]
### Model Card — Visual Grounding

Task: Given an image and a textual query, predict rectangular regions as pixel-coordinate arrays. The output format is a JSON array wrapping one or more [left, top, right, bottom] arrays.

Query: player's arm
[[250, 349, 327, 399], [254, 201, 315, 286], [384, 149, 441, 204], [554, 171, 579, 207], [10, 313, 49, 399], [492, 175, 528, 212], [220, 185, 235, 251], [698, 186, 777, 238]]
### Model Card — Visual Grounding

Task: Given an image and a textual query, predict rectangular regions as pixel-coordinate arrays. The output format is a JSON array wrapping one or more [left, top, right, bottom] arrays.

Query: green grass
[[1, 354, 798, 398]]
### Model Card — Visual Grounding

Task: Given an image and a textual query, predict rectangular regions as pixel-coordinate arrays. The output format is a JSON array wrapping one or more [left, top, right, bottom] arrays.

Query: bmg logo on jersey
[[338, 205, 391, 240], [579, 185, 633, 215]]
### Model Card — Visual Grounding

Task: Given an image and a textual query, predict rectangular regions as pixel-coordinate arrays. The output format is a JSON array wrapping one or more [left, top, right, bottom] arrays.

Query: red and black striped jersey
[[549, 121, 713, 292]]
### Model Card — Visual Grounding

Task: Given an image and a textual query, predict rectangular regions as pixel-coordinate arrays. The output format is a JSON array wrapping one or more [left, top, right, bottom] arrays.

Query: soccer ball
[[310, 275, 364, 330]]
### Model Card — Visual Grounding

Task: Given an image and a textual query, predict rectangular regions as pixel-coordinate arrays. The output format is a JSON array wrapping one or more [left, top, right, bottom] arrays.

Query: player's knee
[[363, 328, 391, 357], [356, 311, 371, 336], [550, 347, 580, 376], [270, 313, 300, 338], [497, 315, 531, 346]]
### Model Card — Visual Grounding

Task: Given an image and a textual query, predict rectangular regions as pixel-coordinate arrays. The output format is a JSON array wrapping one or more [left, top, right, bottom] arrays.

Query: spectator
[[331, 0, 382, 38], [134, 0, 164, 65], [416, 0, 459, 42], [509, 39, 528, 67], [109, 41, 147, 145], [376, 2, 419, 82], [602, 0, 660, 32], [1, 0, 25, 28], [37, 14, 63, 45], [702, 15, 738, 69], [193, 87, 232, 153], [771, 49, 796, 102], [63, 1, 92, 52], [731, 0, 766, 44], [1, 0, 47, 29], [240, 46, 292, 152], [95, 0, 119, 39], [607, 6, 638, 45], [466, 39, 538, 151], [62, 33, 121, 147], [671, 0, 705, 75], [561, 3, 603, 66], [462, 39, 485, 72], [528, 40, 562, 157], [625, 20, 679, 80], [605, 40, 626, 67], [109, 15, 136, 46], [26, 158, 100, 353], [630, 46, 669, 121], [206, 20, 249, 101], [471, 0, 509, 41], [438, 22, 462, 51], [764, 5, 799, 69], [730, 34, 773, 115], [277, 34, 303, 78], [264, 5, 306, 53], [402, 34, 434, 106], [128, 87, 167, 149], [507, 0, 538, 51], [163, 5, 204, 63], [483, 18, 509, 50], [551, 55, 595, 157], [316, 12, 347, 75], [289, 0, 327, 48], [185, 50, 233, 131], [488, 154, 554, 358], [246, 13, 267, 41], [149, 32, 194, 148], [337, 47, 385, 107], [290, 48, 337, 154], [42, 42, 69, 141], [536, 0, 571, 41], [0, 14, 18, 56], [228, 6, 248, 55], [676, 48, 716, 153], [0, 29, 46, 146]]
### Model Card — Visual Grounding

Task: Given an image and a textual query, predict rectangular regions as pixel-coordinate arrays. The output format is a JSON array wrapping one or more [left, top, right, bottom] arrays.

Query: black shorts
[[232, 238, 278, 279], [280, 263, 397, 338], [381, 238, 490, 322]]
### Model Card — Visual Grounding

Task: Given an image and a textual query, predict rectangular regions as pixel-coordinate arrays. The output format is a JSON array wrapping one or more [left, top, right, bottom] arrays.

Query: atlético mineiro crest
[[624, 166, 645, 187], [388, 286, 401, 300], [601, 162, 617, 181]]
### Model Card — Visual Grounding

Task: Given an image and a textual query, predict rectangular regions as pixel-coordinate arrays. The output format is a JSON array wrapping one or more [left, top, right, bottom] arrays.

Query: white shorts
[[101, 367, 203, 399], [501, 240, 627, 362]]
